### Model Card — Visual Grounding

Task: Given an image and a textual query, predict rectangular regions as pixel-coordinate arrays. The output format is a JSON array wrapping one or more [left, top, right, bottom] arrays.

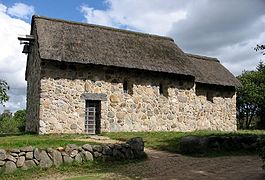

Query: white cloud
[[7, 3, 34, 19], [80, 0, 187, 35], [80, 0, 265, 75], [0, 3, 30, 112]]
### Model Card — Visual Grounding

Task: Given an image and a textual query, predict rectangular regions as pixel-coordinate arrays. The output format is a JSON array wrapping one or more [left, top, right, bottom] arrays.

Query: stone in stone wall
[[37, 61, 236, 134]]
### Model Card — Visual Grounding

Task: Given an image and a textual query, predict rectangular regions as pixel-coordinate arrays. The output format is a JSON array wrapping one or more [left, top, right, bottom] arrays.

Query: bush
[[0, 117, 20, 133], [0, 109, 26, 134]]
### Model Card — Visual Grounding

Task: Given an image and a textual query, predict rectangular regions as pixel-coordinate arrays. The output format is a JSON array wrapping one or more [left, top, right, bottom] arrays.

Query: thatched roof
[[186, 54, 241, 87], [31, 16, 240, 87], [32, 16, 193, 77]]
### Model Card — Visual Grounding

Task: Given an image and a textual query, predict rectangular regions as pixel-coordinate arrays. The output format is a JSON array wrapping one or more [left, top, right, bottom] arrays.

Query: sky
[[0, 0, 265, 113]]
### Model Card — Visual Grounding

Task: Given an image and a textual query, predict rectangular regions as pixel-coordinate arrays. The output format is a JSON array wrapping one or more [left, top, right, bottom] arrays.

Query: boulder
[[125, 149, 134, 159], [63, 154, 73, 164], [10, 153, 18, 157], [19, 152, 26, 156], [34, 148, 40, 160], [126, 137, 144, 152], [74, 153, 83, 163], [0, 149, 6, 161], [26, 152, 33, 160], [10, 149, 20, 153], [4, 161, 17, 174], [93, 145, 103, 152], [22, 160, 36, 170], [20, 146, 33, 152], [0, 160, 5, 166], [82, 144, 93, 152], [81, 151, 93, 161], [93, 152, 102, 158], [16, 156, 25, 168], [7, 155, 17, 163], [113, 148, 125, 160], [179, 136, 208, 154], [102, 145, 112, 155], [57, 147, 64, 152], [70, 150, 78, 158], [65, 144, 78, 154], [50, 150, 63, 167], [39, 150, 53, 168], [126, 137, 145, 158]]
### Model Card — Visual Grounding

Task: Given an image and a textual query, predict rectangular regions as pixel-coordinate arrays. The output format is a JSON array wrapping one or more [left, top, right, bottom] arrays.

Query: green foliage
[[0, 116, 20, 133], [237, 61, 265, 129], [0, 79, 9, 106], [0, 109, 26, 134], [13, 109, 26, 132]]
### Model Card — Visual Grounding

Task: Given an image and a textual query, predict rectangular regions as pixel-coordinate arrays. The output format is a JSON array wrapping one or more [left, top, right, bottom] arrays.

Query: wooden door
[[85, 101, 101, 134]]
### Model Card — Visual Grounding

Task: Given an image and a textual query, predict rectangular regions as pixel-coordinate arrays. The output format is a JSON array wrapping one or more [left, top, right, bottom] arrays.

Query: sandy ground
[[38, 137, 265, 180]]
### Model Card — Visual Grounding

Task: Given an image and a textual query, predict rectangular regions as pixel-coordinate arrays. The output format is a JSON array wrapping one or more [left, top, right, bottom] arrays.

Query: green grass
[[1, 130, 265, 179], [103, 130, 265, 154], [0, 134, 97, 149]]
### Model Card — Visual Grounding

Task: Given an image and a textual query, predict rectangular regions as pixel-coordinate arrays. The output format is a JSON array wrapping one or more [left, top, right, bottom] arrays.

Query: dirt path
[[123, 149, 265, 180], [77, 136, 265, 179], [38, 137, 265, 180]]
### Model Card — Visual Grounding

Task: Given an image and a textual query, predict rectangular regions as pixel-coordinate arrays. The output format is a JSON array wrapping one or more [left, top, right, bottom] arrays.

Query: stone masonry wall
[[37, 61, 237, 134], [0, 137, 145, 174], [25, 25, 41, 133]]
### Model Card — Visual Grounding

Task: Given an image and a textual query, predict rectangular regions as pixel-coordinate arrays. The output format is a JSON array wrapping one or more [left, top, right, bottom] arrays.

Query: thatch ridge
[[186, 53, 220, 62], [32, 15, 174, 42]]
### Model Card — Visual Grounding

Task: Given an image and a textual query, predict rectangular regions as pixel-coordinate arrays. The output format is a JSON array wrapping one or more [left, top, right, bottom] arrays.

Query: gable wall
[[38, 62, 237, 134]]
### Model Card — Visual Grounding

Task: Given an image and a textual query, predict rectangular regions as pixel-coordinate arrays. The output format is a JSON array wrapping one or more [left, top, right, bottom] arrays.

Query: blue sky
[[0, 0, 107, 23], [0, 0, 265, 113]]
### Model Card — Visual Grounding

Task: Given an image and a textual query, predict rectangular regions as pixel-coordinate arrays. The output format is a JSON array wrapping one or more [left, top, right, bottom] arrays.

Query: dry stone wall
[[37, 62, 237, 134], [0, 137, 145, 174]]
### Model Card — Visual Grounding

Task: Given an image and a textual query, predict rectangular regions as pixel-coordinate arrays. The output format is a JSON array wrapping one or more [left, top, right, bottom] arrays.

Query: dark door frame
[[85, 100, 101, 134]]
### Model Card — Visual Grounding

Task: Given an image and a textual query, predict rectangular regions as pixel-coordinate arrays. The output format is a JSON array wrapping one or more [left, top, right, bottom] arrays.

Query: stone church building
[[23, 16, 241, 134]]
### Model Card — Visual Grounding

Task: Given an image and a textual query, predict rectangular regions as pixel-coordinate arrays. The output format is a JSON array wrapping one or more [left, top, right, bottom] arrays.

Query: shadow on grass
[[0, 132, 35, 137], [0, 158, 148, 180]]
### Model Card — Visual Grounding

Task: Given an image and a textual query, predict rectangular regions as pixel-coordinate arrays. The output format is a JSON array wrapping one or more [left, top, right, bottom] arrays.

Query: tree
[[0, 109, 26, 133], [0, 80, 9, 106], [237, 62, 265, 129], [255, 44, 265, 55], [13, 109, 26, 132]]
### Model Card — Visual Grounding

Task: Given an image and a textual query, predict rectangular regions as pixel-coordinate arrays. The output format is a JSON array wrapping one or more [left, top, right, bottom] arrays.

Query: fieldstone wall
[[179, 135, 261, 154], [37, 61, 237, 134], [0, 137, 145, 174]]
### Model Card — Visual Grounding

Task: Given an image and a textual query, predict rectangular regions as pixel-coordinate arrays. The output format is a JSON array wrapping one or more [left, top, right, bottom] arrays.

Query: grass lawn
[[102, 130, 265, 154], [0, 134, 98, 149], [1, 130, 265, 179]]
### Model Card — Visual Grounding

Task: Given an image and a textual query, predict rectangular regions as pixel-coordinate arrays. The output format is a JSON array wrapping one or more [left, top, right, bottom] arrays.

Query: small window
[[123, 80, 128, 93], [159, 83, 163, 95], [159, 83, 168, 97], [207, 91, 213, 102]]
